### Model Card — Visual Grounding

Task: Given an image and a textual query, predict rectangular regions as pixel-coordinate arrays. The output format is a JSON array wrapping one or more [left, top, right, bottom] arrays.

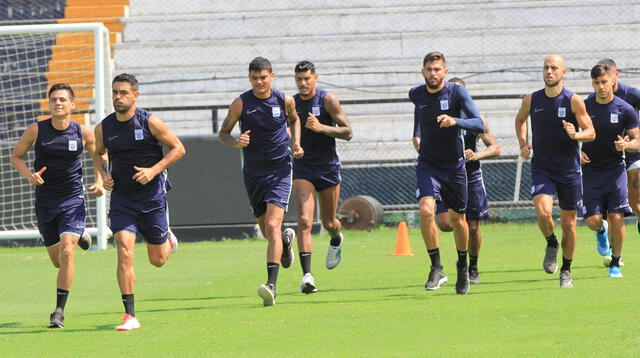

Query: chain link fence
[[2, 0, 640, 227]]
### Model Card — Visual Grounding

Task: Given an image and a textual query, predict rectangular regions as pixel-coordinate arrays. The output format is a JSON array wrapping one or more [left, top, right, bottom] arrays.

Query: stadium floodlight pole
[[0, 23, 112, 248]]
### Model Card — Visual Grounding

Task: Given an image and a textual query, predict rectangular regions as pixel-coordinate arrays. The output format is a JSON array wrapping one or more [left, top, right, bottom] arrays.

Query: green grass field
[[1, 223, 639, 357]]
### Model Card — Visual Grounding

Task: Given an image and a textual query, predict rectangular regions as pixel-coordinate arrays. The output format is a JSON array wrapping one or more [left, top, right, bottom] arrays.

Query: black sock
[[122, 294, 135, 316], [611, 256, 621, 267], [267, 262, 279, 287], [299, 252, 311, 274], [56, 289, 69, 310], [469, 255, 478, 270], [427, 248, 441, 268], [457, 250, 468, 268], [561, 257, 572, 272], [546, 233, 559, 248], [330, 234, 342, 246]]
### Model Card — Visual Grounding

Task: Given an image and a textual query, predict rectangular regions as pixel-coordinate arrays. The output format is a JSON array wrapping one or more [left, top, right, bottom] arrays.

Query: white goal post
[[0, 23, 111, 249]]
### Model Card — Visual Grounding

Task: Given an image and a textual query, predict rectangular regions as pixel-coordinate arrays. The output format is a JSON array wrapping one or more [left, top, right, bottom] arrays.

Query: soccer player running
[[94, 74, 185, 330], [582, 64, 639, 278], [415, 77, 501, 284], [411, 52, 486, 295], [597, 59, 640, 249], [10, 83, 103, 328], [292, 61, 353, 294], [219, 57, 304, 306], [514, 54, 595, 288]]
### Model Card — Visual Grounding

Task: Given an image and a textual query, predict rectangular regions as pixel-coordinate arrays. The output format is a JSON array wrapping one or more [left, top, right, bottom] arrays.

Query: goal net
[[0, 23, 111, 249]]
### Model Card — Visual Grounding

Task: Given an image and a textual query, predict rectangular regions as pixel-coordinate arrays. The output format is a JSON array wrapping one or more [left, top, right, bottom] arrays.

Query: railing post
[[212, 108, 218, 134]]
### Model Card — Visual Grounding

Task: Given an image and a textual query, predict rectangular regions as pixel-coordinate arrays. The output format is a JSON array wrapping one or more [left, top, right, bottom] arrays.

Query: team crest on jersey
[[610, 113, 619, 123], [68, 140, 77, 151], [272, 106, 281, 117], [557, 107, 566, 118], [134, 129, 144, 140], [440, 100, 449, 110], [312, 106, 320, 116]]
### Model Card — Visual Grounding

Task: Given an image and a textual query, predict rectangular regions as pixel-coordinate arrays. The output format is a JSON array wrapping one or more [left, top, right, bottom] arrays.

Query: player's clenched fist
[[562, 120, 577, 140], [30, 166, 46, 186], [520, 144, 532, 159], [236, 130, 250, 148]]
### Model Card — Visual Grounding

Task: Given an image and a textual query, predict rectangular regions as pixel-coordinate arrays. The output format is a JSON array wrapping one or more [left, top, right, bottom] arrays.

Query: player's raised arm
[[466, 118, 501, 161], [285, 94, 304, 158], [93, 122, 113, 190], [568, 94, 595, 142], [219, 97, 250, 148], [10, 123, 45, 185], [515, 94, 532, 158], [621, 111, 640, 152], [412, 107, 421, 153], [81, 124, 103, 197], [134, 115, 186, 185], [452, 85, 485, 133], [305, 93, 353, 141]]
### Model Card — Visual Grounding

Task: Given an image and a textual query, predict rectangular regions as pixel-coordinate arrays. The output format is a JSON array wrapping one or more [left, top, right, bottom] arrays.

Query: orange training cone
[[392, 221, 414, 256]]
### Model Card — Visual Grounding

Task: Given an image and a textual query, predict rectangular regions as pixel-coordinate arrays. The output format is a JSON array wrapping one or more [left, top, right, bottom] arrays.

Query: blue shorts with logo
[[582, 165, 631, 218], [109, 193, 170, 245], [244, 163, 292, 218], [435, 177, 489, 220], [36, 200, 86, 247], [416, 160, 467, 214], [531, 167, 583, 211], [293, 162, 341, 192]]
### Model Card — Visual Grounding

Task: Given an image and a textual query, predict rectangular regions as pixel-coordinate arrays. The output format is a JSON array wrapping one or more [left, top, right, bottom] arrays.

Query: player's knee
[[117, 246, 134, 265], [536, 211, 553, 224], [419, 205, 435, 221], [584, 216, 600, 230], [436, 216, 453, 232], [560, 216, 576, 230], [59, 245, 74, 262], [322, 218, 339, 232], [608, 214, 624, 228], [298, 220, 312, 235], [149, 256, 166, 267], [263, 220, 281, 240], [468, 221, 480, 233], [449, 214, 466, 228]]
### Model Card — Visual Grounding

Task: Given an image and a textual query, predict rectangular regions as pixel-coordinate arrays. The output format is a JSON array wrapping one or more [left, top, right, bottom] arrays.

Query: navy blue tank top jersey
[[463, 129, 482, 182], [615, 82, 640, 165], [239, 89, 291, 175], [34, 119, 84, 208], [410, 82, 484, 169], [293, 88, 339, 170], [101, 108, 169, 201], [529, 87, 580, 175], [583, 96, 638, 171]]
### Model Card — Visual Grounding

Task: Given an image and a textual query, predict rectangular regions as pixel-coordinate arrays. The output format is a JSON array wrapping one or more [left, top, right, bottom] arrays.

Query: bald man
[[515, 54, 595, 288]]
